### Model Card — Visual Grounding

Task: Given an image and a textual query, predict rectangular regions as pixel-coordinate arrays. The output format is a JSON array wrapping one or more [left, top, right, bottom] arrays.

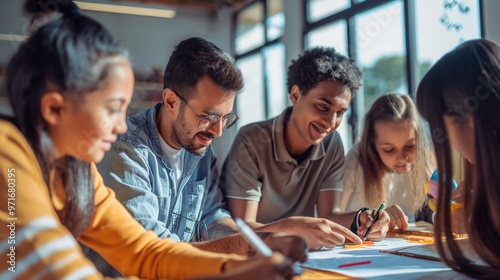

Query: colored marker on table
[[338, 260, 372, 268]]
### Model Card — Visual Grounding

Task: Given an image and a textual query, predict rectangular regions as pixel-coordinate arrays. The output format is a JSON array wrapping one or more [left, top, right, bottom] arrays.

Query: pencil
[[378, 249, 441, 262], [363, 201, 386, 240], [338, 260, 372, 268], [235, 218, 303, 275]]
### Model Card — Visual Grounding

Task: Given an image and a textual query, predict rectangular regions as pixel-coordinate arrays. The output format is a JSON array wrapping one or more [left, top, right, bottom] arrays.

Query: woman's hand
[[357, 210, 390, 241], [384, 204, 409, 230]]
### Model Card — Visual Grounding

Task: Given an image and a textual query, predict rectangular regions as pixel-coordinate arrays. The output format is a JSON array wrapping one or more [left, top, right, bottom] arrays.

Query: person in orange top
[[0, 1, 307, 279]]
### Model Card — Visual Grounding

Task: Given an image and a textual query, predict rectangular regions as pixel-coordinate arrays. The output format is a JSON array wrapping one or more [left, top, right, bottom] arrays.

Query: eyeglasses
[[171, 89, 239, 132]]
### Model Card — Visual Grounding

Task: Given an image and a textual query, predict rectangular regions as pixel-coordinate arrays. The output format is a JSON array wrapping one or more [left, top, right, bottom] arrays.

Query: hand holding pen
[[235, 218, 306, 276], [359, 201, 389, 241]]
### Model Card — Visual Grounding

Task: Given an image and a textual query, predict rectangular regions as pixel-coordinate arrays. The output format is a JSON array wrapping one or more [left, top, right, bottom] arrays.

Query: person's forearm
[[252, 218, 302, 234], [191, 234, 248, 255], [191, 232, 273, 256], [323, 212, 356, 228], [243, 213, 357, 233], [203, 217, 240, 240]]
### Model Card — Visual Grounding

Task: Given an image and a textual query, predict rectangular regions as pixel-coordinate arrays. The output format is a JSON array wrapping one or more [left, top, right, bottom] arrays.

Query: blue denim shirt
[[83, 102, 231, 276]]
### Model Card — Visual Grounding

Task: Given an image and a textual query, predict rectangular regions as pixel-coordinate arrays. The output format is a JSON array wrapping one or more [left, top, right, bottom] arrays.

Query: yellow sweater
[[0, 120, 232, 279]]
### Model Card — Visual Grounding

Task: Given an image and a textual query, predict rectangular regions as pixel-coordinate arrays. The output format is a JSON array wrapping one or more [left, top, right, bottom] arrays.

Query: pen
[[235, 218, 303, 275], [363, 201, 386, 241], [378, 249, 441, 262], [338, 260, 372, 268]]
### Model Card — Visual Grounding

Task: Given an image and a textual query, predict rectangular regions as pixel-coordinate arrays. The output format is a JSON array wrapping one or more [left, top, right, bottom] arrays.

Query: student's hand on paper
[[357, 210, 389, 241], [220, 253, 296, 280], [280, 216, 362, 250], [385, 204, 409, 229], [263, 233, 308, 263]]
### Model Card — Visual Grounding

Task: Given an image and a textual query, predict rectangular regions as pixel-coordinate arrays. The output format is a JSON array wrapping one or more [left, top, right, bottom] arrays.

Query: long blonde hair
[[359, 94, 434, 213]]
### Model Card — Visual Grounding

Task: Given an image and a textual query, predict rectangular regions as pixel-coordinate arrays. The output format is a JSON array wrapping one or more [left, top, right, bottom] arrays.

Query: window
[[414, 0, 481, 83], [235, 2, 264, 55], [233, 0, 286, 129], [355, 1, 406, 115], [305, 20, 348, 56], [264, 43, 287, 118], [232, 0, 482, 148], [266, 0, 284, 41], [304, 0, 482, 150], [307, 0, 350, 22], [236, 55, 266, 126]]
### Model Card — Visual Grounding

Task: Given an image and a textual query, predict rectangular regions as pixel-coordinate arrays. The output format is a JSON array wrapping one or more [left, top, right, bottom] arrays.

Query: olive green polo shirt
[[220, 107, 345, 224]]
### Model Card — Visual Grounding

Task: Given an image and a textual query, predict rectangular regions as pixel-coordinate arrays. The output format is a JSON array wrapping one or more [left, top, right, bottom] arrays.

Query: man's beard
[[171, 112, 214, 156]]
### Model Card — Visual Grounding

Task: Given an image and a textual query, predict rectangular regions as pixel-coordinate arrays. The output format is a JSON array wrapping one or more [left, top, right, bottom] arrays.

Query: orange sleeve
[[0, 120, 103, 280]]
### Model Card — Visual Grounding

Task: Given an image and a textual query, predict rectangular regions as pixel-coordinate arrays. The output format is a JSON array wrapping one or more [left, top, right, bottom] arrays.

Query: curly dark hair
[[287, 47, 362, 96]]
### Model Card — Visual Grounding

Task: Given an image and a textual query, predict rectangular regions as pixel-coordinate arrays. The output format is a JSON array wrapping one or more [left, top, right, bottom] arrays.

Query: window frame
[[232, 0, 287, 127], [303, 0, 484, 142]]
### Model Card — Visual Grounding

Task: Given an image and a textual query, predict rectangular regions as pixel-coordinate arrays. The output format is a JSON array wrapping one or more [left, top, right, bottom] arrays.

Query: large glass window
[[305, 20, 348, 55], [236, 54, 266, 128], [414, 0, 481, 83], [267, 0, 284, 41], [264, 43, 287, 118], [234, 0, 483, 148], [355, 1, 406, 116], [235, 2, 264, 55], [304, 0, 483, 148], [234, 0, 287, 129], [307, 0, 350, 22]]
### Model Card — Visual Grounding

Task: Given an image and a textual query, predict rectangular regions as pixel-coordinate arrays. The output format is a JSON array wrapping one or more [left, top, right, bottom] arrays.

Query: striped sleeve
[[0, 120, 102, 280]]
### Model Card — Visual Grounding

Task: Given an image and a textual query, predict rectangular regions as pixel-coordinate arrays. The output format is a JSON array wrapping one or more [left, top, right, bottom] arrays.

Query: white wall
[[0, 0, 232, 69], [0, 0, 233, 164], [0, 0, 26, 68]]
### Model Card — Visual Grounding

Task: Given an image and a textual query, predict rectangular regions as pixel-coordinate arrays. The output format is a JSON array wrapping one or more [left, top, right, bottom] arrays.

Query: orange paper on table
[[344, 240, 374, 249]]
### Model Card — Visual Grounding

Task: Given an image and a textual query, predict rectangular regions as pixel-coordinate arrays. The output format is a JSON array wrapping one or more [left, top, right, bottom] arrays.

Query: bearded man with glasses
[[82, 37, 308, 277]]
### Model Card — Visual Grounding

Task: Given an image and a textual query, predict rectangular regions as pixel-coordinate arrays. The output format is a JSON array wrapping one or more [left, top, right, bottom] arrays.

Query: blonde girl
[[341, 94, 435, 229]]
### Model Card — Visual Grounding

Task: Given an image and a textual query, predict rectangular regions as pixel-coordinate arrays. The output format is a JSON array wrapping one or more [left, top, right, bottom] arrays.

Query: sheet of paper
[[384, 238, 485, 266], [302, 238, 454, 279]]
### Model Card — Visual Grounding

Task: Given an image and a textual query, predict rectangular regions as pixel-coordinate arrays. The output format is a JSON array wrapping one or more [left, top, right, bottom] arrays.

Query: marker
[[338, 260, 372, 268], [363, 201, 386, 241], [235, 218, 303, 275]]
